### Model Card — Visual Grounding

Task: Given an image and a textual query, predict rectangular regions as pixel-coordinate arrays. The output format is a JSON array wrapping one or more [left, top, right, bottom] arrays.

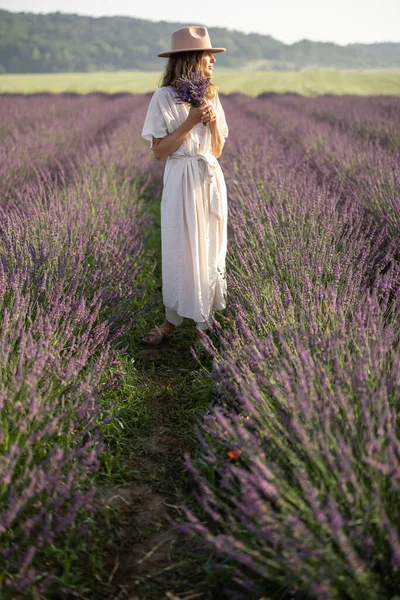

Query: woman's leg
[[165, 308, 184, 327], [142, 310, 180, 344]]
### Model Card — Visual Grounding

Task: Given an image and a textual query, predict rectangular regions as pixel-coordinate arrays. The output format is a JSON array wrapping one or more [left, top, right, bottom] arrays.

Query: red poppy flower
[[227, 450, 241, 460]]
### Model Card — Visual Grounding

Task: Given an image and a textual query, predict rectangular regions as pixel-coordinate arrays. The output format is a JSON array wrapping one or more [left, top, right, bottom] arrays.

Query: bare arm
[[202, 97, 225, 159], [209, 117, 225, 159], [152, 120, 194, 161], [152, 103, 210, 161]]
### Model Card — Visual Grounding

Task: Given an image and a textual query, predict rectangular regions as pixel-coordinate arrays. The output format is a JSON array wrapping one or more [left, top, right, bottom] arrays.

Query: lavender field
[[0, 91, 399, 600]]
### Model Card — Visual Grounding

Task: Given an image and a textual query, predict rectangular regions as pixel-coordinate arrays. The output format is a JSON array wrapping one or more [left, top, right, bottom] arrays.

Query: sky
[[1, 0, 400, 46]]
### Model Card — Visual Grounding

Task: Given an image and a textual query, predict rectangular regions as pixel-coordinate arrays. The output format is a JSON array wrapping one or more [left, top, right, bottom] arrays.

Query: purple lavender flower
[[174, 70, 211, 126], [0, 92, 156, 597]]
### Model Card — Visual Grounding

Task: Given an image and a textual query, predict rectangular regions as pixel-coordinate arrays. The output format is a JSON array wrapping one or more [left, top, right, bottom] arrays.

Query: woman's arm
[[152, 120, 193, 161], [152, 104, 210, 160], [209, 117, 225, 159], [206, 97, 225, 159]]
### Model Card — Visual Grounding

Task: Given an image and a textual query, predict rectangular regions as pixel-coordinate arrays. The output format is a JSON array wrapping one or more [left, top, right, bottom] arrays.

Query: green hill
[[1, 9, 399, 74]]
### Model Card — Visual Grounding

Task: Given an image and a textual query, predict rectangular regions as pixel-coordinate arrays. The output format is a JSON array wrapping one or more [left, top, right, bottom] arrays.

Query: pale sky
[[1, 0, 400, 46]]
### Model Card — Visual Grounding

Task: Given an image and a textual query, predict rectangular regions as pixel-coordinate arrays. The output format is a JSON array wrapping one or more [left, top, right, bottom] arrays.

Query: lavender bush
[[0, 93, 105, 141], [0, 93, 150, 204], [259, 93, 400, 152], [0, 94, 156, 596], [180, 94, 400, 599], [227, 93, 400, 240]]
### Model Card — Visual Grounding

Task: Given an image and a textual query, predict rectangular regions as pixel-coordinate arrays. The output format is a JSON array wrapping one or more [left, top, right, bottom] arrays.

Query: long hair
[[159, 51, 217, 99]]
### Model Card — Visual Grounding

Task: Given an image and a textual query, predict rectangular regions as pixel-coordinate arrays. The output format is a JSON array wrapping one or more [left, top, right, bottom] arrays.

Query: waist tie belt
[[168, 152, 223, 220]]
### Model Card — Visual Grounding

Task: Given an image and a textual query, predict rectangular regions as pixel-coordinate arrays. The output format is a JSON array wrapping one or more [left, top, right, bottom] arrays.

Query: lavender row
[[0, 93, 150, 203], [0, 99, 157, 596], [180, 95, 400, 600], [258, 93, 400, 151], [228, 94, 400, 242], [0, 93, 113, 141]]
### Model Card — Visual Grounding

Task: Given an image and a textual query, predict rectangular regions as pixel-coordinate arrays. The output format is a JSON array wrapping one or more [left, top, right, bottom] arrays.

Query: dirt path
[[103, 341, 214, 600], [89, 191, 225, 600]]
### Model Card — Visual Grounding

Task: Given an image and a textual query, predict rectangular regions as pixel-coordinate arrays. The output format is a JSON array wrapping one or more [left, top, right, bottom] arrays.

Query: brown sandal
[[142, 325, 173, 346]]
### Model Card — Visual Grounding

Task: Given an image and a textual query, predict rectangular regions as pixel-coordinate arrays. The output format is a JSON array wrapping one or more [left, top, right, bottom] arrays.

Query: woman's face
[[201, 51, 216, 77]]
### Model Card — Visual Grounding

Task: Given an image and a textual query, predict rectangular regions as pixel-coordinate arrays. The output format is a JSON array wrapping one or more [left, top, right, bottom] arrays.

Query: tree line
[[1, 9, 399, 74]]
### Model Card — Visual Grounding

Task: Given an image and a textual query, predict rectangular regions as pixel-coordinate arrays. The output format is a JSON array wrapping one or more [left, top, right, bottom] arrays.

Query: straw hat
[[157, 26, 226, 58]]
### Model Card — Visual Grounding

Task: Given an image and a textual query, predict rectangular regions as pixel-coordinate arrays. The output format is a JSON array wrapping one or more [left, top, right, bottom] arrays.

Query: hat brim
[[157, 47, 226, 58]]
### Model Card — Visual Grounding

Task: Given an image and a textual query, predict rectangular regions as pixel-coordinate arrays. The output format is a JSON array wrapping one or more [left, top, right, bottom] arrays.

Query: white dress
[[141, 85, 229, 326]]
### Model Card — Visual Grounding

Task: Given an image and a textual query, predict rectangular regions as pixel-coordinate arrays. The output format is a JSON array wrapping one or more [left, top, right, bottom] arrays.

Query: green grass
[[1, 68, 400, 96]]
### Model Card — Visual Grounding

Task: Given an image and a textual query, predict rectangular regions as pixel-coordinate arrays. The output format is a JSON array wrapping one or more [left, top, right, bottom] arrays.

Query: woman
[[141, 26, 229, 346]]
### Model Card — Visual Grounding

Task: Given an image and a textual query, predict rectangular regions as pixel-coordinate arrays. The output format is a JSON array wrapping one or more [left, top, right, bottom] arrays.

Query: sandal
[[142, 325, 173, 346]]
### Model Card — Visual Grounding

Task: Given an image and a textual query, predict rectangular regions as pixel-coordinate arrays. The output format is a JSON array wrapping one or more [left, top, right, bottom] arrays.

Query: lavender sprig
[[174, 71, 211, 126]]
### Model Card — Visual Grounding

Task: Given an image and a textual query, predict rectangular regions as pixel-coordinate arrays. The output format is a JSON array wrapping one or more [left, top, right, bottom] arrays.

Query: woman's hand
[[152, 102, 216, 160], [187, 101, 216, 126], [202, 102, 217, 126]]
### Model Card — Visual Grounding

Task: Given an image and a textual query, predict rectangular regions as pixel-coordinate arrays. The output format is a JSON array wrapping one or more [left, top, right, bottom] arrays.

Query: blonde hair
[[159, 50, 217, 99]]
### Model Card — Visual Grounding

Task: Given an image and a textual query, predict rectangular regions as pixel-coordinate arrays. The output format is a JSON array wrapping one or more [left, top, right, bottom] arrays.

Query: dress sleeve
[[215, 93, 229, 140], [141, 89, 169, 149]]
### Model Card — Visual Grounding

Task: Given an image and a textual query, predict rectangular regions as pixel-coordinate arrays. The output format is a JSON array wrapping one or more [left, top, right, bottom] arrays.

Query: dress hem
[[164, 302, 226, 324]]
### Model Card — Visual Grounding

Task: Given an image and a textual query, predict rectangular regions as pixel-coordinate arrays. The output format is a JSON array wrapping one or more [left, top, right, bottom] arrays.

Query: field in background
[[1, 68, 400, 95]]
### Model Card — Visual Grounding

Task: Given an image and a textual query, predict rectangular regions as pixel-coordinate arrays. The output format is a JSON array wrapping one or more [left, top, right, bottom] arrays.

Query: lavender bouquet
[[174, 70, 211, 126]]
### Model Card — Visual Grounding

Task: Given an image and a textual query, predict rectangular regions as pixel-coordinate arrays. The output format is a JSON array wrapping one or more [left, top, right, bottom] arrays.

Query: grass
[[1, 68, 400, 96]]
